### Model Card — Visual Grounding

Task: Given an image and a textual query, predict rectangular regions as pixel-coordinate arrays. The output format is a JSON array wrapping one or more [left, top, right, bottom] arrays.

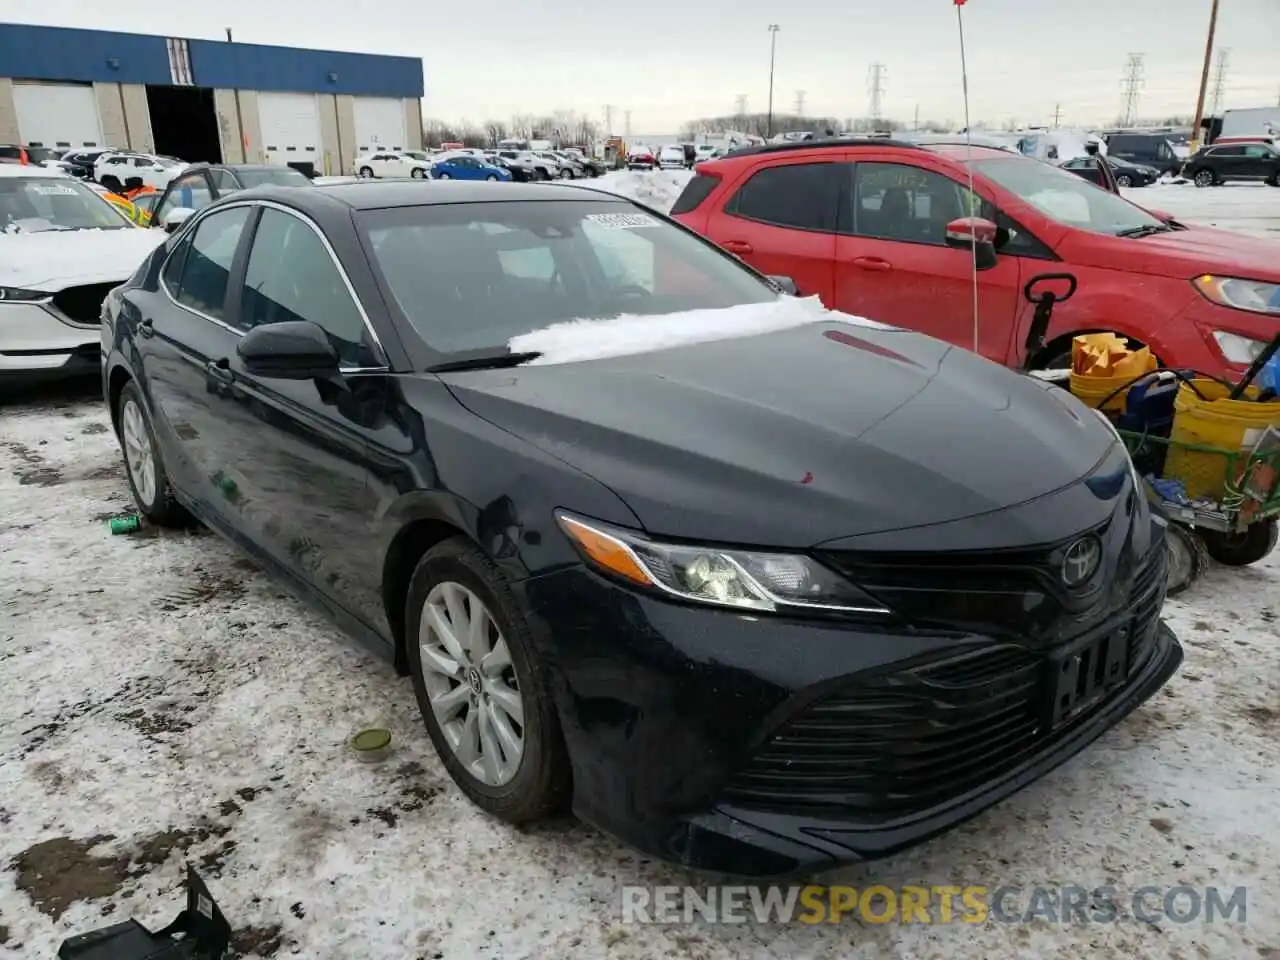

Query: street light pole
[[767, 24, 780, 139], [1190, 0, 1220, 152]]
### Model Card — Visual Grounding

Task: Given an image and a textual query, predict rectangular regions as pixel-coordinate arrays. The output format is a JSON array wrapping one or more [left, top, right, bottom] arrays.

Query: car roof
[[0, 163, 72, 179], [226, 179, 634, 212]]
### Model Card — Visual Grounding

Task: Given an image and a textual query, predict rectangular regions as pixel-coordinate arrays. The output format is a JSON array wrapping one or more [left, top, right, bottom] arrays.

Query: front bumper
[[521, 548, 1180, 878], [0, 301, 101, 380]]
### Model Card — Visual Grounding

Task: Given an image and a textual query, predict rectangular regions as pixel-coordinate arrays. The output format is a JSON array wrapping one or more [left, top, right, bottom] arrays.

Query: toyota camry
[[101, 180, 1181, 877]]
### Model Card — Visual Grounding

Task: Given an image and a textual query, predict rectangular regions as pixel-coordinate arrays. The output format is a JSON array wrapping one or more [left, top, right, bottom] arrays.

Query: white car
[[353, 150, 433, 179], [94, 152, 187, 192], [533, 151, 574, 178], [0, 166, 166, 381], [497, 150, 554, 180], [658, 145, 687, 170], [694, 143, 721, 162]]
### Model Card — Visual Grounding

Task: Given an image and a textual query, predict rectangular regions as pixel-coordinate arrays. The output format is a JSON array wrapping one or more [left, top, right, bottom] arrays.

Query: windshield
[[360, 199, 776, 357], [154, 155, 185, 167], [972, 157, 1164, 236], [235, 168, 311, 188], [0, 176, 131, 233]]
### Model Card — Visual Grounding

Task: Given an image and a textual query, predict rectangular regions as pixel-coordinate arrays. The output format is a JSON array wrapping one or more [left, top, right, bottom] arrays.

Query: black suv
[[1181, 141, 1280, 187], [1103, 133, 1182, 177]]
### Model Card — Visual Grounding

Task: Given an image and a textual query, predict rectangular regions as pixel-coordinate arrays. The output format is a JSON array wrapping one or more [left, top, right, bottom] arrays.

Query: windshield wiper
[[427, 351, 542, 373], [1115, 224, 1174, 238]]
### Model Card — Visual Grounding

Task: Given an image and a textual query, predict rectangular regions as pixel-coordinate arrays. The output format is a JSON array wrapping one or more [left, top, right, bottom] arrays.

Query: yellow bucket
[[1069, 357, 1158, 412], [1162, 379, 1280, 501]]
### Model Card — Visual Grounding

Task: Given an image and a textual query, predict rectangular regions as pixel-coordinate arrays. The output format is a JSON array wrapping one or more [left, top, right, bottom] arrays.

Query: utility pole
[[794, 90, 805, 117], [604, 105, 613, 136], [868, 63, 886, 123], [225, 28, 233, 41], [734, 94, 748, 118], [623, 110, 631, 137], [1190, 0, 1220, 152], [1209, 47, 1230, 115], [913, 103, 920, 131], [1053, 103, 1062, 127], [1119, 53, 1144, 127], [766, 25, 780, 138]]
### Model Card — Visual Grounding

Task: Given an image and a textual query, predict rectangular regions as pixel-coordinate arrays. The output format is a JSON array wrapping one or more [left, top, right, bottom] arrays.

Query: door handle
[[205, 358, 235, 384], [138, 317, 154, 338], [721, 240, 754, 254], [852, 257, 893, 272]]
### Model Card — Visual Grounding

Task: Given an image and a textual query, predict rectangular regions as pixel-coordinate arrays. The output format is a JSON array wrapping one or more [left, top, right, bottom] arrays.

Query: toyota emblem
[[1061, 536, 1102, 587]]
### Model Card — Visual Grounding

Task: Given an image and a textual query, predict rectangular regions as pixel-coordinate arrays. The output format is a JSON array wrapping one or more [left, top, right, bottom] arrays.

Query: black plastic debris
[[58, 866, 231, 959]]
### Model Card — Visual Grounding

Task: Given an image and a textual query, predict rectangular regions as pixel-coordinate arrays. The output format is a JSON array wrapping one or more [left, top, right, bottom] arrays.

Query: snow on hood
[[0, 227, 166, 291], [508, 295, 894, 366]]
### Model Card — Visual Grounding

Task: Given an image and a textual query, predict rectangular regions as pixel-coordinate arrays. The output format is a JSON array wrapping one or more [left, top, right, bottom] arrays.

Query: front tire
[[438, 172, 452, 180], [359, 166, 374, 178], [411, 168, 426, 179], [405, 538, 570, 823], [485, 174, 498, 181], [1193, 169, 1215, 187], [1198, 521, 1278, 567], [116, 381, 187, 527], [1115, 174, 1132, 187]]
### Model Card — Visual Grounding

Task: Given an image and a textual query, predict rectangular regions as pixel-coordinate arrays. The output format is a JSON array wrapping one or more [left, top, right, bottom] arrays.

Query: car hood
[[442, 321, 1116, 548], [1065, 224, 1280, 283], [0, 227, 165, 291]]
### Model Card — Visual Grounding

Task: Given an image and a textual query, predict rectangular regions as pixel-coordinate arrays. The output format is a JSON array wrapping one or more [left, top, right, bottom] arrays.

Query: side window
[[132, 157, 152, 167], [847, 162, 972, 245], [156, 174, 212, 223], [209, 169, 240, 193], [239, 208, 374, 366], [161, 232, 193, 292], [727, 162, 838, 231], [170, 206, 251, 320], [1244, 145, 1271, 158]]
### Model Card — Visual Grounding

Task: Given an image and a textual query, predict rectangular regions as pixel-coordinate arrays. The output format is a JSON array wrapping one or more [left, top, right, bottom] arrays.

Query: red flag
[[954, 0, 967, 5]]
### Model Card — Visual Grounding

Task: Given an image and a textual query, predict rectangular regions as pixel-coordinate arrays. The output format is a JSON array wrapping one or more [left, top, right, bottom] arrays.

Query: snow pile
[[508, 295, 890, 366], [1122, 181, 1280, 239], [0, 227, 165, 289], [592, 169, 694, 214]]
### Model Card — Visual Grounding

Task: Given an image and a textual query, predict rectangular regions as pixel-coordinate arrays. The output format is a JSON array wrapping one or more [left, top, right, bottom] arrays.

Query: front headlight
[[0, 286, 51, 302], [556, 512, 891, 615], [1193, 275, 1280, 316], [1211, 330, 1271, 365]]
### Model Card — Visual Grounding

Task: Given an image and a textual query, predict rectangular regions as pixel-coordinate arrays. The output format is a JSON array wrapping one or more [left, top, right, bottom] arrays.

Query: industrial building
[[0, 23, 425, 176]]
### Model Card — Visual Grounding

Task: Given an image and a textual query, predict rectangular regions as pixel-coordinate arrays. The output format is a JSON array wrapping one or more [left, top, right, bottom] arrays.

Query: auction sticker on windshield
[[584, 212, 661, 229], [30, 184, 79, 196]]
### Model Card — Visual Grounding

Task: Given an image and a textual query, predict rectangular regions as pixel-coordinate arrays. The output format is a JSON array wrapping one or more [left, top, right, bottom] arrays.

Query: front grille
[[722, 546, 1168, 821], [51, 283, 119, 325]]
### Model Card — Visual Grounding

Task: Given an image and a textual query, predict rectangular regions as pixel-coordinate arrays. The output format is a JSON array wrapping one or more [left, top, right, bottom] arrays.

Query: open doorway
[[146, 86, 222, 164]]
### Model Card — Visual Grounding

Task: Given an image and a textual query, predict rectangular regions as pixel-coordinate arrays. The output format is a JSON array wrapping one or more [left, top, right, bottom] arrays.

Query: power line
[[1119, 53, 1145, 126], [1209, 48, 1230, 114], [794, 90, 805, 116], [868, 63, 886, 122]]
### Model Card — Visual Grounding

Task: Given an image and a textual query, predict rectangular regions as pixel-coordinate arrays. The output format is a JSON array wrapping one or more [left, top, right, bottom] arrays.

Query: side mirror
[[767, 275, 799, 296], [237, 321, 340, 380], [162, 207, 195, 233], [944, 217, 999, 271]]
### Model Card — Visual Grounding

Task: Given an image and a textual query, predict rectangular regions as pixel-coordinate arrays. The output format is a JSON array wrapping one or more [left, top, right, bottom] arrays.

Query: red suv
[[671, 139, 1280, 376]]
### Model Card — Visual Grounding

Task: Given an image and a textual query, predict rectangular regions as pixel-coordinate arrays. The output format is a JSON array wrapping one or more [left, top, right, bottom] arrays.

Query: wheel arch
[[106, 363, 134, 435]]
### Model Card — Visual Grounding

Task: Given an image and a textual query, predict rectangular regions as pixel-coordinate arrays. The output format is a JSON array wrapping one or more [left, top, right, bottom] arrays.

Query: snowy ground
[[3, 384, 1279, 959]]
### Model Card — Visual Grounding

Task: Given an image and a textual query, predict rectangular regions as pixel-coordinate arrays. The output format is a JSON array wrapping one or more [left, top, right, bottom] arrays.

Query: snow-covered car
[[0, 166, 164, 382], [658, 145, 687, 170], [694, 143, 722, 162], [94, 152, 187, 192], [354, 151, 433, 179]]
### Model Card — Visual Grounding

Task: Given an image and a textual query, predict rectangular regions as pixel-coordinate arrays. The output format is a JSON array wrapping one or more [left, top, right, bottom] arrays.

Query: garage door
[[257, 93, 322, 169], [13, 82, 104, 151], [353, 97, 407, 156]]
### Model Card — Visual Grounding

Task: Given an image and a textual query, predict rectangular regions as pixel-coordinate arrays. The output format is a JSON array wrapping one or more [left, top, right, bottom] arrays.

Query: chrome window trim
[[157, 198, 391, 374]]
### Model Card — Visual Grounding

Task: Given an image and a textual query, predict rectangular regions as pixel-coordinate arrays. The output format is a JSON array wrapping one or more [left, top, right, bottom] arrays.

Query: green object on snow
[[108, 514, 141, 535], [350, 727, 393, 763]]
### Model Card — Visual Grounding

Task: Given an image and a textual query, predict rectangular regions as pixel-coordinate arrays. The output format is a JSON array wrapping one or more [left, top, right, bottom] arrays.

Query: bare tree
[[508, 114, 535, 139], [483, 119, 509, 147]]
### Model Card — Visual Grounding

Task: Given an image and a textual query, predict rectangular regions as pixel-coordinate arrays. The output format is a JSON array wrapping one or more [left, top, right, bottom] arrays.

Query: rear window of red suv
[[670, 173, 720, 214]]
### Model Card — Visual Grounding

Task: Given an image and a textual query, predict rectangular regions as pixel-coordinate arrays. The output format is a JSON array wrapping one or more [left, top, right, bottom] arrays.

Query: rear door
[[1241, 144, 1274, 180], [700, 158, 840, 302], [134, 204, 254, 509], [155, 170, 215, 225], [833, 157, 1022, 361]]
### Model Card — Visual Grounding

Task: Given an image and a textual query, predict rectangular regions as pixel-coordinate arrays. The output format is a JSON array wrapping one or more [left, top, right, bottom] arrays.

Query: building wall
[[0, 24, 173, 85], [318, 95, 341, 176], [335, 96, 358, 174], [120, 84, 153, 152], [404, 98, 424, 152], [0, 78, 19, 143], [187, 39, 423, 98], [213, 89, 245, 163], [93, 82, 127, 149]]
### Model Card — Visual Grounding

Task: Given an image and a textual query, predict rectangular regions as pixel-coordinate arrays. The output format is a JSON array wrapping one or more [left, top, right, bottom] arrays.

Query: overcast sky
[[8, 0, 1278, 133]]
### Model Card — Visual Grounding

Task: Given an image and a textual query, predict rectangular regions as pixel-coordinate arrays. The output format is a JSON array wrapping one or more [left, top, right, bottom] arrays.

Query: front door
[[833, 160, 1021, 362], [208, 204, 389, 621], [131, 205, 254, 512], [701, 158, 840, 303]]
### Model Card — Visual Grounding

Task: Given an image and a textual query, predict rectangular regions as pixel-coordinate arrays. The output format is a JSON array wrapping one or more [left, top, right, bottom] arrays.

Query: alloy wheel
[[1194, 170, 1213, 187], [1116, 175, 1132, 187], [359, 166, 374, 178], [417, 581, 525, 786], [121, 399, 157, 506]]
